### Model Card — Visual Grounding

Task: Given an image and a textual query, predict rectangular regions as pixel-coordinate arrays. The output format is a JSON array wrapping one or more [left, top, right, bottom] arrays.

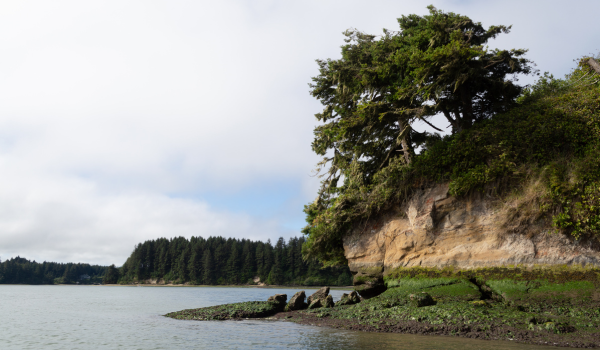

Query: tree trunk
[[460, 86, 474, 129], [398, 119, 412, 165]]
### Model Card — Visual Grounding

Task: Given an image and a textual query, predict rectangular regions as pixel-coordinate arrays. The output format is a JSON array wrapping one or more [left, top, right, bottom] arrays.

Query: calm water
[[0, 285, 550, 350]]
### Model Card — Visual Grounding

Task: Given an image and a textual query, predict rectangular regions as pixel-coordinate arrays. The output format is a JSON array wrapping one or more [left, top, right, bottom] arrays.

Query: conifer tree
[[202, 249, 214, 285]]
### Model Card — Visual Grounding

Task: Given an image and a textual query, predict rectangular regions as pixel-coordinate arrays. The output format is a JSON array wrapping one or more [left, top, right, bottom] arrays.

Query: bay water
[[0, 285, 550, 349]]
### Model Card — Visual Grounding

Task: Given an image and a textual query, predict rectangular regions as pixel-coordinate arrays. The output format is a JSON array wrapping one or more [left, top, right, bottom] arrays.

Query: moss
[[166, 271, 600, 346], [164, 301, 281, 321], [294, 275, 600, 344], [485, 279, 531, 300], [427, 280, 481, 302], [355, 266, 384, 276], [385, 265, 600, 285]]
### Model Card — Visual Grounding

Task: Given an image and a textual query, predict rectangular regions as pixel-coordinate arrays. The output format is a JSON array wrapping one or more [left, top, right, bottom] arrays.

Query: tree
[[241, 241, 255, 283], [202, 249, 214, 285], [303, 6, 534, 265], [226, 241, 241, 284], [188, 245, 203, 284], [103, 264, 120, 284]]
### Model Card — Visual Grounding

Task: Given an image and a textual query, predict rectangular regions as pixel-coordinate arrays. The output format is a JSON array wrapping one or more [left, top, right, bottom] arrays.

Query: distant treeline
[[0, 256, 107, 284], [115, 236, 353, 286]]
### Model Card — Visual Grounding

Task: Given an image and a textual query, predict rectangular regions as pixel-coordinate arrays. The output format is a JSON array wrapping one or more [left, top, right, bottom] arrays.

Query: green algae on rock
[[165, 301, 283, 321], [280, 270, 600, 347], [166, 266, 600, 347]]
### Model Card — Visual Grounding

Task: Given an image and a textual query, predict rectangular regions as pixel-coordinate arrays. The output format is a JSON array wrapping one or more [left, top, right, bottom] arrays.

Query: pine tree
[[188, 245, 203, 284], [202, 249, 214, 285], [226, 242, 241, 284]]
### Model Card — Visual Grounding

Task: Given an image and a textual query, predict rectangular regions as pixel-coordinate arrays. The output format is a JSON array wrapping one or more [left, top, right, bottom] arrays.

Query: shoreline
[[271, 310, 589, 348], [165, 268, 600, 349], [102, 283, 353, 289]]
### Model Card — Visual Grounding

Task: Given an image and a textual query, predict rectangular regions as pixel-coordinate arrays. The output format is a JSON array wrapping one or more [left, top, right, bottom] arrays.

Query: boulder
[[267, 294, 287, 311], [308, 298, 323, 309], [353, 268, 386, 299], [409, 292, 435, 307], [307, 286, 329, 304], [286, 291, 307, 311], [323, 295, 334, 308], [336, 291, 361, 306]]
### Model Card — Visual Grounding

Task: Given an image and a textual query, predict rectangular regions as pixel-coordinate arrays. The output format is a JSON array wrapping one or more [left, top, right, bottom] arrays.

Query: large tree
[[303, 6, 534, 265]]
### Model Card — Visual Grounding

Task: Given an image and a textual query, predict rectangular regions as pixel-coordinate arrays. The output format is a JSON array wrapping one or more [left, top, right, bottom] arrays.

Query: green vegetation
[[302, 5, 600, 265], [0, 256, 107, 284], [293, 267, 600, 346], [166, 266, 600, 346], [117, 236, 352, 286], [165, 301, 281, 321]]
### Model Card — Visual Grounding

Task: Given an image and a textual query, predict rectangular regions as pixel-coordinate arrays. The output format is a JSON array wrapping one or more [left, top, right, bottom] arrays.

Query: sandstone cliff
[[343, 183, 600, 297]]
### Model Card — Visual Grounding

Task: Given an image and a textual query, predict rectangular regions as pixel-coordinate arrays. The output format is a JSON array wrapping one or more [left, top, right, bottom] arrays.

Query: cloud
[[0, 0, 599, 265]]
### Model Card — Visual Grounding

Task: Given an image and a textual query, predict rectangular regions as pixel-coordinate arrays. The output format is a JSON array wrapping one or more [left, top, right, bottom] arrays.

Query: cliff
[[343, 183, 600, 297]]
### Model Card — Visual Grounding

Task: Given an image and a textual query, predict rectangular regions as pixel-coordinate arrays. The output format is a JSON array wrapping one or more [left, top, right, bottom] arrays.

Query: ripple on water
[[0, 285, 550, 350]]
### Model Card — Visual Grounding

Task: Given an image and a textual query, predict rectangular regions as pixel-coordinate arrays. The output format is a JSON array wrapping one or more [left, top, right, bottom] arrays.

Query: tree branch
[[418, 117, 444, 132], [588, 58, 600, 75]]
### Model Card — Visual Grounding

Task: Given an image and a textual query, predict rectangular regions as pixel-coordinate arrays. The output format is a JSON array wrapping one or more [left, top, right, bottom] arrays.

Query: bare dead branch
[[588, 58, 600, 75]]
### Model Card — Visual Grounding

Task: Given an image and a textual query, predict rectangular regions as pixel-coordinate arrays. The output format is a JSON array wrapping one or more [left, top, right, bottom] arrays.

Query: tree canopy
[[117, 235, 352, 286], [303, 6, 535, 265]]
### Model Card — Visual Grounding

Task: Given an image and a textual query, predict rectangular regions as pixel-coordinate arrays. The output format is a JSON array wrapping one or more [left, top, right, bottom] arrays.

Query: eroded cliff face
[[343, 183, 600, 298]]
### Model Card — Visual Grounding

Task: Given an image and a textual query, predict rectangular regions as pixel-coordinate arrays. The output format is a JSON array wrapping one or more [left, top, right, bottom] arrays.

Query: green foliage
[[304, 54, 600, 265], [102, 264, 120, 284], [304, 6, 534, 265], [118, 235, 351, 286], [0, 256, 107, 285]]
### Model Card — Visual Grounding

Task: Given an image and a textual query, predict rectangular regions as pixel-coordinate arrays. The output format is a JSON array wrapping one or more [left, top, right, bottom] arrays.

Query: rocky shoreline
[[165, 267, 600, 348]]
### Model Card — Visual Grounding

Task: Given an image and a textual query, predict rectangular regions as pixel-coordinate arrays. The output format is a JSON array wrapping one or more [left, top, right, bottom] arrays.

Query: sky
[[0, 0, 598, 266]]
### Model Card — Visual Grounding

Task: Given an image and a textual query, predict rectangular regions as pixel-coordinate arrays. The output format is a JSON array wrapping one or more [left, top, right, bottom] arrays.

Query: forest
[[114, 235, 353, 286], [0, 256, 107, 284], [1, 236, 353, 286]]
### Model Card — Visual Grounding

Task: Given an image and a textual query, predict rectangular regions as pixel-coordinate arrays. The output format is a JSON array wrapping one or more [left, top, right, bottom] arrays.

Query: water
[[0, 285, 549, 349]]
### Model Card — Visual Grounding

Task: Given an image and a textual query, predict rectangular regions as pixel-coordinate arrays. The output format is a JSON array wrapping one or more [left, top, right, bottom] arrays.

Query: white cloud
[[0, 0, 598, 264]]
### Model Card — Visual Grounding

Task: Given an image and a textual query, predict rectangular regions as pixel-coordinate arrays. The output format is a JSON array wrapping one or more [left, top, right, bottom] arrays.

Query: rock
[[348, 291, 361, 304], [409, 292, 435, 307], [286, 291, 307, 311], [307, 287, 329, 304], [353, 267, 386, 299], [267, 294, 287, 311], [308, 298, 323, 309], [323, 295, 334, 308], [336, 291, 361, 306], [337, 293, 350, 306]]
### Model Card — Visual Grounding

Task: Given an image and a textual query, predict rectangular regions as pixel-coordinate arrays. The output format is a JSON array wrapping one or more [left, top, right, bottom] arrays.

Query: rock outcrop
[[267, 294, 287, 311], [343, 183, 600, 298], [308, 298, 322, 309], [286, 291, 307, 311], [323, 295, 334, 308], [336, 291, 361, 306], [307, 287, 330, 305], [409, 292, 435, 307], [305, 287, 333, 309]]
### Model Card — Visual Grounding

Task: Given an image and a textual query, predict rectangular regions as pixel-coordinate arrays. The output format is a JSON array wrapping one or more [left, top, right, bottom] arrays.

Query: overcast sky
[[0, 0, 598, 265]]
